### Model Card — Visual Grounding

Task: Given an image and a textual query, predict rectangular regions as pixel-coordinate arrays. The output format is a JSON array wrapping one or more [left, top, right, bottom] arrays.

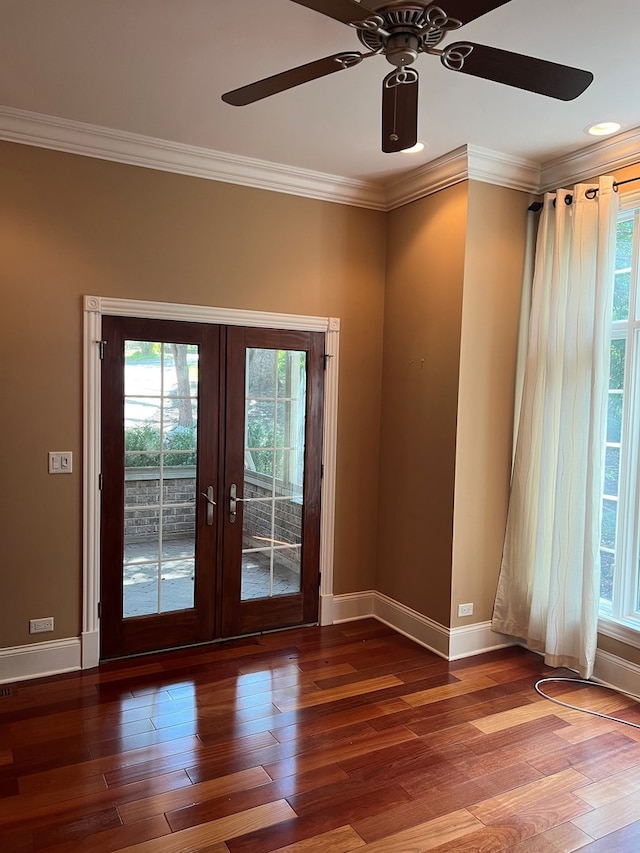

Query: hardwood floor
[[2, 620, 640, 852]]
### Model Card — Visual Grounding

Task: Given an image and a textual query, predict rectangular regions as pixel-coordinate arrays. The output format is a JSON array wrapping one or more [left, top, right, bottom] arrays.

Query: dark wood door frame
[[100, 316, 223, 659], [220, 326, 325, 637], [99, 316, 325, 660], [82, 296, 340, 672]]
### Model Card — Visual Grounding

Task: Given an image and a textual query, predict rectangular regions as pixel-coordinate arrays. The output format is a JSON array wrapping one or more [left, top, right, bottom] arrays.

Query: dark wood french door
[[100, 316, 324, 659]]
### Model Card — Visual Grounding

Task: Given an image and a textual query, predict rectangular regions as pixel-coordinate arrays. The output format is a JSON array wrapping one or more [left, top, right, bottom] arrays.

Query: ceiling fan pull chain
[[391, 84, 399, 143]]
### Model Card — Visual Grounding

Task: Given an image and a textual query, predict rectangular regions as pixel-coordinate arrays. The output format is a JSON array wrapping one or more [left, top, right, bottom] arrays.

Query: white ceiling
[[1, 0, 639, 185]]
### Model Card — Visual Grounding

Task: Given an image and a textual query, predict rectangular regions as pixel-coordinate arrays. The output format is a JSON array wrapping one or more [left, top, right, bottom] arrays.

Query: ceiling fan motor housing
[[385, 32, 420, 66], [356, 2, 451, 62]]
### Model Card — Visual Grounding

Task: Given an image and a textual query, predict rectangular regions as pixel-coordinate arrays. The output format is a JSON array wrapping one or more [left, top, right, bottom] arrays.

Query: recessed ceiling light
[[586, 121, 621, 137], [401, 142, 426, 154]]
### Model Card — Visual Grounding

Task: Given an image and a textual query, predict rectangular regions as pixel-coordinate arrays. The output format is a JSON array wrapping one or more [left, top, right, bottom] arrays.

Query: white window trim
[[599, 616, 640, 650], [82, 296, 340, 669], [598, 187, 640, 649]]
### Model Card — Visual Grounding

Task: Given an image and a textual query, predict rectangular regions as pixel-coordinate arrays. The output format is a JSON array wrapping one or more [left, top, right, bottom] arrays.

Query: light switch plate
[[49, 452, 73, 474]]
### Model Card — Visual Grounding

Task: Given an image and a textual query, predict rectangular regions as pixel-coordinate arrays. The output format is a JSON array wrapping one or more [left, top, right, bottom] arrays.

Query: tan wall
[[4, 137, 635, 670], [376, 183, 468, 627], [451, 181, 529, 627], [0, 141, 386, 648], [607, 162, 640, 194]]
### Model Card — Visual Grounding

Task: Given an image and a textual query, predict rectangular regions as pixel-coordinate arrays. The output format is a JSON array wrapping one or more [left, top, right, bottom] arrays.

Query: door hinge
[[98, 473, 103, 491], [98, 340, 107, 360], [97, 602, 102, 619], [321, 464, 324, 479], [323, 354, 333, 370]]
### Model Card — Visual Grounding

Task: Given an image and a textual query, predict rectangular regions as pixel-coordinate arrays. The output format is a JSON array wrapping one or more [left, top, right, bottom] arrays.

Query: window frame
[[599, 189, 640, 648]]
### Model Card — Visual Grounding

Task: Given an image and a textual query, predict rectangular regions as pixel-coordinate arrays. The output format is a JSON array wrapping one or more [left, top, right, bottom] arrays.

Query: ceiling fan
[[221, 0, 594, 153]]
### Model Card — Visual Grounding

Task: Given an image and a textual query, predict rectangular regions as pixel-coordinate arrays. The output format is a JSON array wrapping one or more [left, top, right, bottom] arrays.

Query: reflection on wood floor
[[2, 620, 640, 851]]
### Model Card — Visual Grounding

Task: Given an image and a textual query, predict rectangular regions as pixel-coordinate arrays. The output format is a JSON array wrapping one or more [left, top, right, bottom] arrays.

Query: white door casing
[[82, 295, 339, 668]]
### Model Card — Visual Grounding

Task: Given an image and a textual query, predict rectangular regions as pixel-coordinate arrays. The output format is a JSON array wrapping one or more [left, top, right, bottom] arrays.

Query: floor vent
[[0, 687, 13, 698]]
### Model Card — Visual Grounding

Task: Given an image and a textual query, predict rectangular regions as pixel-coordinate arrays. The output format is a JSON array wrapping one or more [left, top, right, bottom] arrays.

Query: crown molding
[[540, 125, 640, 192], [467, 145, 540, 193], [384, 145, 540, 210], [383, 146, 469, 210], [0, 105, 386, 211], [0, 106, 539, 213], [3, 104, 636, 211]]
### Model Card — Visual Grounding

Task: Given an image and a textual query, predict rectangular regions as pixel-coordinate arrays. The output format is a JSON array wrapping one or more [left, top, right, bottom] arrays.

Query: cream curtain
[[492, 176, 619, 679]]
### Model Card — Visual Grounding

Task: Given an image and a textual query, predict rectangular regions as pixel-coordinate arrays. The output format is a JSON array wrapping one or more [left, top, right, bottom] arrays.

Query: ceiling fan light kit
[[221, 0, 594, 153]]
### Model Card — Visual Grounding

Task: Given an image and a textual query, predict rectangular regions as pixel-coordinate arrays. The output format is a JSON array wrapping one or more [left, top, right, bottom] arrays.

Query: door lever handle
[[229, 483, 238, 524], [228, 484, 247, 523], [201, 486, 216, 526]]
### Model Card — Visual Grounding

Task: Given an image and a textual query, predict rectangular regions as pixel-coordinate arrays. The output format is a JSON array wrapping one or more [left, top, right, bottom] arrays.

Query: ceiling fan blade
[[288, 0, 377, 26], [222, 52, 365, 106], [433, 1, 513, 26], [443, 42, 594, 101], [382, 70, 419, 153]]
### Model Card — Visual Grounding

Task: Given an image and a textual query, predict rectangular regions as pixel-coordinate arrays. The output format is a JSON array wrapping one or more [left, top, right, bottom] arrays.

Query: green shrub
[[164, 425, 197, 466], [125, 424, 160, 467], [124, 424, 196, 467]]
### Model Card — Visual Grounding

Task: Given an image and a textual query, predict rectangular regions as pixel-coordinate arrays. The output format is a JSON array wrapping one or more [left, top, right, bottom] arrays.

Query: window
[[599, 199, 640, 644], [244, 348, 307, 497]]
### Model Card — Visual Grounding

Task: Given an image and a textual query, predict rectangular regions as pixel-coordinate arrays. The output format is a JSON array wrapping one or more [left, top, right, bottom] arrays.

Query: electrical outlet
[[457, 603, 474, 618], [29, 617, 54, 634]]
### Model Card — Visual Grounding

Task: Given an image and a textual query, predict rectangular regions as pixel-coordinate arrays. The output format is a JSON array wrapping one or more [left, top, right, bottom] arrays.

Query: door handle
[[228, 484, 247, 523], [201, 486, 216, 526], [229, 483, 237, 523]]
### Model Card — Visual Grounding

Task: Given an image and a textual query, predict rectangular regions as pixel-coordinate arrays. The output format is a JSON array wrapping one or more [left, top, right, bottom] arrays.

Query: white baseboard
[[82, 630, 100, 670], [319, 593, 336, 627], [3, 606, 637, 699], [333, 592, 640, 699], [373, 592, 450, 659], [594, 648, 640, 699], [449, 621, 519, 660], [0, 637, 82, 683], [332, 590, 378, 623], [332, 591, 512, 660]]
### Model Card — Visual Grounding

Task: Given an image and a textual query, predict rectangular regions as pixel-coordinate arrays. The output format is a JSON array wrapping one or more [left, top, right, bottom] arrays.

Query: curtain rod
[[527, 175, 640, 212]]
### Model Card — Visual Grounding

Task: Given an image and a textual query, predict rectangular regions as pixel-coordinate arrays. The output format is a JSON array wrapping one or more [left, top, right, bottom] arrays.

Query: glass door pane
[[101, 316, 220, 660], [242, 348, 306, 600], [122, 341, 198, 617]]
